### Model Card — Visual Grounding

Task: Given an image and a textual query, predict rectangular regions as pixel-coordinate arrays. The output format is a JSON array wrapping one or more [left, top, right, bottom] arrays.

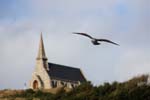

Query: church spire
[[37, 33, 47, 60]]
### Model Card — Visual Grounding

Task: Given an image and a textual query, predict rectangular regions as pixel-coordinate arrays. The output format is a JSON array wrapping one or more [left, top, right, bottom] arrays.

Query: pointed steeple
[[37, 33, 47, 60]]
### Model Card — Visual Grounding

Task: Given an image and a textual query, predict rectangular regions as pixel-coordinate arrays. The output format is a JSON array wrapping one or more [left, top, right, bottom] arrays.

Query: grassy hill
[[0, 75, 150, 100]]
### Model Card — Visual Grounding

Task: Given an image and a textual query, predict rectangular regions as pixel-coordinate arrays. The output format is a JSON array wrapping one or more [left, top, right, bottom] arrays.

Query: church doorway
[[33, 80, 38, 89]]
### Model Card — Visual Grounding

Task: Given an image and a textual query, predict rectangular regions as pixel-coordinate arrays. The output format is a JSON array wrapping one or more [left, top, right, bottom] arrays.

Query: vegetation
[[1, 75, 150, 100]]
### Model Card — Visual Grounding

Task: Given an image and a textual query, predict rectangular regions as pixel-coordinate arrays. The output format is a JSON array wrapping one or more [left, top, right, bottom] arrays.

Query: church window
[[61, 81, 65, 86], [71, 84, 74, 88], [51, 80, 57, 88]]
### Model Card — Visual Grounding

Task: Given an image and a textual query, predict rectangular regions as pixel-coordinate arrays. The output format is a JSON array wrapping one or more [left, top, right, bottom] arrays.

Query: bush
[[2, 75, 150, 100]]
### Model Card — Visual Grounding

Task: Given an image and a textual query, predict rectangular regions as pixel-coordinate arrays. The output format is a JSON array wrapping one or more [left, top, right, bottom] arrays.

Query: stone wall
[[29, 60, 52, 89]]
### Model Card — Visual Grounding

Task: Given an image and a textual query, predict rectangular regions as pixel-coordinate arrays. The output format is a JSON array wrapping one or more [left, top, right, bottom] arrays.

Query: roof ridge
[[48, 62, 80, 69]]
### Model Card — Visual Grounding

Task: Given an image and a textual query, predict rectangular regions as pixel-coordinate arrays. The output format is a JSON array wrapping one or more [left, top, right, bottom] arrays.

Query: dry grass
[[0, 87, 72, 99], [43, 86, 72, 94], [0, 89, 24, 98]]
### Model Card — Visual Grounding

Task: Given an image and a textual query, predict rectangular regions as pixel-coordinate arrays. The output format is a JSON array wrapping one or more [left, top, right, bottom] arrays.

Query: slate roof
[[48, 63, 86, 82]]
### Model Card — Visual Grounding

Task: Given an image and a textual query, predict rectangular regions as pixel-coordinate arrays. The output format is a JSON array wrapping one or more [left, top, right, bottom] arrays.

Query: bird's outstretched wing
[[97, 39, 119, 46], [72, 32, 93, 39]]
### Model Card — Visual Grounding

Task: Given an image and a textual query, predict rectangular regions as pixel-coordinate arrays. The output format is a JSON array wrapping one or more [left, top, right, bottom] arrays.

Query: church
[[29, 34, 86, 89]]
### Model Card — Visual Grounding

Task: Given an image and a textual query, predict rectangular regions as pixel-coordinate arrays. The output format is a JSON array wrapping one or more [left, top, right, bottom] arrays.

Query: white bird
[[73, 32, 119, 46]]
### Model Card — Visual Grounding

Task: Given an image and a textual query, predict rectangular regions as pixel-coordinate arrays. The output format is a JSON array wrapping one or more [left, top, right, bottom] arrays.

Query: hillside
[[0, 75, 150, 100]]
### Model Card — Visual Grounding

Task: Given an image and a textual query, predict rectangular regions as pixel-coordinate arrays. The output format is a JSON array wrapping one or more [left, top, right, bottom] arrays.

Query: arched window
[[51, 80, 57, 88], [61, 81, 64, 86], [33, 80, 38, 89], [71, 84, 74, 88], [51, 81, 55, 88]]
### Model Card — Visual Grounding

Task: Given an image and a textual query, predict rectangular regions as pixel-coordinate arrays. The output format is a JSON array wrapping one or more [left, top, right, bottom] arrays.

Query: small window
[[51, 81, 55, 88], [61, 81, 64, 86], [51, 81, 57, 88], [71, 84, 74, 88], [55, 81, 57, 87]]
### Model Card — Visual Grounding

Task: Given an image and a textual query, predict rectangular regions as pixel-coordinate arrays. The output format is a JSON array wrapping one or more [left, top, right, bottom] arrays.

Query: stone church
[[29, 34, 86, 89]]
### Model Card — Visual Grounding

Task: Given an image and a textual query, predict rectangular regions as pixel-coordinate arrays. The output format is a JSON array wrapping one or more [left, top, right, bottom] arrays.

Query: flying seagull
[[73, 32, 119, 46]]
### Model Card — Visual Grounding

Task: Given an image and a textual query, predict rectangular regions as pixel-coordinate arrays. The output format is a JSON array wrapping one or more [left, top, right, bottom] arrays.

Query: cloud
[[115, 48, 150, 82]]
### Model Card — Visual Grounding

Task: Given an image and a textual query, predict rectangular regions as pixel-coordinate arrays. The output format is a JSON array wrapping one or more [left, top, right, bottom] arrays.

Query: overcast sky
[[0, 0, 149, 89]]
